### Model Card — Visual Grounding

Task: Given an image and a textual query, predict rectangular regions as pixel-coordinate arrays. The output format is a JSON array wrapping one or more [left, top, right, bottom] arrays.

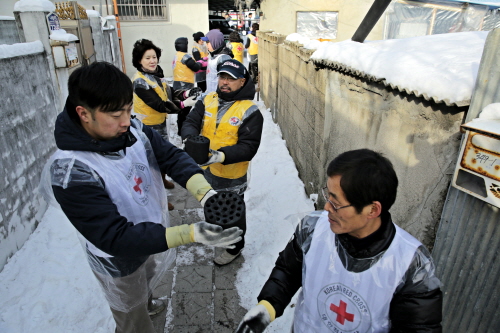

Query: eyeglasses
[[321, 186, 352, 212], [218, 74, 238, 82]]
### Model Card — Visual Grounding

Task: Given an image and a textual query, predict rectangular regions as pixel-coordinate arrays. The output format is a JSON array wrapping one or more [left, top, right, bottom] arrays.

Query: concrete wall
[[260, 31, 466, 248], [0, 19, 20, 44], [260, 0, 386, 42], [120, 0, 209, 78], [0, 52, 59, 271]]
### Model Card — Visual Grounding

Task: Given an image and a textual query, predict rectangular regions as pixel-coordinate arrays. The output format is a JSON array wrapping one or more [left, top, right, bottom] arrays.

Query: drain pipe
[[352, 0, 392, 43]]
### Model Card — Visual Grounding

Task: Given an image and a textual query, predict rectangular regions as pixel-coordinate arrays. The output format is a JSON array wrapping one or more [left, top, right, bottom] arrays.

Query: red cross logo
[[133, 176, 143, 194], [330, 300, 354, 325]]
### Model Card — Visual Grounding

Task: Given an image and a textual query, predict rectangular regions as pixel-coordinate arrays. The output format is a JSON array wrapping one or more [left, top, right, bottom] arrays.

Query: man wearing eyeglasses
[[181, 59, 263, 266], [236, 149, 443, 333]]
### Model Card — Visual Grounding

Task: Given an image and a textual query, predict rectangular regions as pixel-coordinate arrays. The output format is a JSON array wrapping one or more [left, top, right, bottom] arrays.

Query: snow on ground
[[0, 99, 314, 332]]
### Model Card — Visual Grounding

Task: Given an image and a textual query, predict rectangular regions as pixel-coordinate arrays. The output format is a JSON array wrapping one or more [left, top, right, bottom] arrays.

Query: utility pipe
[[352, 0, 393, 43]]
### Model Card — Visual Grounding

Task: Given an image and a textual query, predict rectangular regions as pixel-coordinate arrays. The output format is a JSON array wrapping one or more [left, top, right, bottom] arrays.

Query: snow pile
[[237, 101, 315, 331], [50, 28, 79, 42], [310, 31, 488, 104], [0, 206, 114, 333], [14, 0, 55, 12], [286, 32, 327, 49], [86, 10, 100, 18], [0, 41, 43, 59], [478, 103, 500, 120]]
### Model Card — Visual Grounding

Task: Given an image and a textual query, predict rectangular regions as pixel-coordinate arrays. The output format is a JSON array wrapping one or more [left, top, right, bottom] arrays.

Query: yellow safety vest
[[132, 71, 168, 126], [230, 42, 244, 63], [193, 43, 208, 58], [173, 51, 195, 84], [201, 92, 255, 179], [247, 34, 258, 56]]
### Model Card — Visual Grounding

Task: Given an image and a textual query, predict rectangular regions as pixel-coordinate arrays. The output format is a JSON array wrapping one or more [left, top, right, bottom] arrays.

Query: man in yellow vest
[[245, 23, 259, 83], [181, 59, 263, 265]]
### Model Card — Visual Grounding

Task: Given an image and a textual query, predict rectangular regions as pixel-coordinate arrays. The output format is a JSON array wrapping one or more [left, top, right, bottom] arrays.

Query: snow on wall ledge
[[14, 0, 55, 12], [0, 51, 59, 272], [0, 41, 44, 59], [300, 31, 488, 106]]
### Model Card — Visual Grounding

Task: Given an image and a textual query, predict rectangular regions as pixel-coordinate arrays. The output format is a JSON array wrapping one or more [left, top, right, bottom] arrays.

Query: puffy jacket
[[258, 211, 443, 333], [180, 65, 263, 167]]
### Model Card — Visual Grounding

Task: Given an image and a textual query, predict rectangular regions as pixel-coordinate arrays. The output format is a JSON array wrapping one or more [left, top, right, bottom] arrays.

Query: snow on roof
[[86, 10, 100, 18], [14, 0, 55, 12], [0, 41, 44, 59], [308, 31, 489, 107]]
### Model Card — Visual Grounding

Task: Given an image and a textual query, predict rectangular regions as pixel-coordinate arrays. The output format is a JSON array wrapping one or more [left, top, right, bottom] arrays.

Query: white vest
[[51, 125, 169, 258], [206, 53, 232, 93], [293, 211, 420, 333]]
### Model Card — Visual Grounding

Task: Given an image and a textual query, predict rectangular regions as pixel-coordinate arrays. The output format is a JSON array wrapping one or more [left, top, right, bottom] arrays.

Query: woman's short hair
[[132, 39, 162, 71], [229, 31, 242, 43], [251, 23, 259, 32]]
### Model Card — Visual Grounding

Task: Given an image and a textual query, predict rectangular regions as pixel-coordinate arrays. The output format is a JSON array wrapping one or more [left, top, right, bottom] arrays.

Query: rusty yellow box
[[453, 119, 500, 207]]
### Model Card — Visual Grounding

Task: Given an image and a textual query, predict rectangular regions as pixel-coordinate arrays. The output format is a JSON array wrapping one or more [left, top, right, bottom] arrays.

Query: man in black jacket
[[40, 62, 243, 333], [181, 59, 263, 266], [235, 149, 442, 333]]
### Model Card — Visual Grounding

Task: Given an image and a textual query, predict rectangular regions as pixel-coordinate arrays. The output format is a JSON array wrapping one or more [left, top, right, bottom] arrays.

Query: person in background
[[245, 23, 259, 83], [201, 29, 234, 93], [131, 39, 198, 202], [192, 31, 209, 92], [181, 59, 263, 266], [172, 37, 207, 91], [235, 149, 443, 333], [227, 31, 244, 64], [40, 62, 243, 333], [245, 12, 253, 33], [225, 13, 231, 22]]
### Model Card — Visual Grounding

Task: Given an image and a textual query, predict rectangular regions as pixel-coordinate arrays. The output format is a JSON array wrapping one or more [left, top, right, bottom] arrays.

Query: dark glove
[[235, 303, 273, 333]]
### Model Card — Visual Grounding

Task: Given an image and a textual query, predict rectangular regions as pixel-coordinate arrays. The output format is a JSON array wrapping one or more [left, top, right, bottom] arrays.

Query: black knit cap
[[193, 31, 205, 42]]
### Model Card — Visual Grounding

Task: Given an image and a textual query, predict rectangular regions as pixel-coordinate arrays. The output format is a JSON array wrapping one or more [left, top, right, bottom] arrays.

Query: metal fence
[[116, 0, 169, 21]]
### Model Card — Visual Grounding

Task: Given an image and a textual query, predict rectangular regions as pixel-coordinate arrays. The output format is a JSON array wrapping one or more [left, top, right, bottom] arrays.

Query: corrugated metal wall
[[433, 188, 500, 332], [432, 28, 500, 332]]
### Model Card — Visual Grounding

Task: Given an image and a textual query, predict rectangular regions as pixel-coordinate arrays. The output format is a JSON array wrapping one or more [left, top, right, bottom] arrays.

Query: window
[[297, 11, 338, 40], [116, 0, 169, 21]]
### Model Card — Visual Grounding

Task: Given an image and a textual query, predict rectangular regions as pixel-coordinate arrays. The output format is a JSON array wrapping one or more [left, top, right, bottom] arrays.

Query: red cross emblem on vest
[[330, 300, 354, 325], [133, 176, 143, 194]]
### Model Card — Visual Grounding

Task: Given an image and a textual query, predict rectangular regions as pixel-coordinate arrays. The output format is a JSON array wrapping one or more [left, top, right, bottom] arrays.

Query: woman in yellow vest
[[227, 31, 244, 63], [180, 59, 264, 266], [132, 39, 199, 200], [245, 23, 259, 83], [192, 32, 208, 92]]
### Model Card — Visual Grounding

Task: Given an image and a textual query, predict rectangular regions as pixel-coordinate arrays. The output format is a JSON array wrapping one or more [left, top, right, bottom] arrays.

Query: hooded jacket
[[49, 100, 203, 257], [181, 68, 262, 168], [206, 44, 234, 93]]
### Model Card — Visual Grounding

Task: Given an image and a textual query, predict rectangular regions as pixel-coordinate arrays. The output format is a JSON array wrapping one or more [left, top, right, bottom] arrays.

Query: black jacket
[[258, 212, 443, 333], [50, 101, 203, 257], [180, 68, 263, 165], [133, 65, 186, 115]]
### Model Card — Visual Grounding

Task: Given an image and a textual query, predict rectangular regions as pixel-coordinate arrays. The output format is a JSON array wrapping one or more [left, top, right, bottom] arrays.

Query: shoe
[[214, 250, 242, 266], [168, 202, 175, 211], [148, 298, 166, 317], [163, 179, 175, 189]]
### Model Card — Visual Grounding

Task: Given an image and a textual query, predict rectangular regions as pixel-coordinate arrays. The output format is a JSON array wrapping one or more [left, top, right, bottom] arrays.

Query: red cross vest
[[132, 71, 169, 126], [230, 42, 244, 63], [247, 33, 258, 56], [201, 92, 254, 179], [51, 123, 169, 258], [293, 211, 420, 333], [173, 51, 195, 84]]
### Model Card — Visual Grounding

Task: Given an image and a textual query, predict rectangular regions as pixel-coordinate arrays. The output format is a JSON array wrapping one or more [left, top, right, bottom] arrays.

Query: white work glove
[[235, 304, 272, 333], [200, 149, 225, 167], [180, 95, 197, 108], [200, 189, 217, 207], [193, 222, 243, 249]]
